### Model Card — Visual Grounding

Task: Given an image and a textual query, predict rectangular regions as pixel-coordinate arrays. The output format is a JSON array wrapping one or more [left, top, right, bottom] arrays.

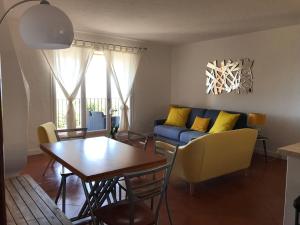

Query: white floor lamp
[[0, 1, 74, 223]]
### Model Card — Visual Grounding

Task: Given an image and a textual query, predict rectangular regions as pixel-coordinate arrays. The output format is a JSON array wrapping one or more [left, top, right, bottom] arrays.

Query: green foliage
[[87, 102, 97, 112]]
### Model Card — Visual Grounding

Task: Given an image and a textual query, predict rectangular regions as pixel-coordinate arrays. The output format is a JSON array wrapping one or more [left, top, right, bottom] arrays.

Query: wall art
[[206, 58, 253, 95]]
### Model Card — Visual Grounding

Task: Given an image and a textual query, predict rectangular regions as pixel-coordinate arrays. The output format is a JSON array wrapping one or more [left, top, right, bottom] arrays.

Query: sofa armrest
[[172, 138, 206, 182], [155, 141, 178, 152], [154, 119, 166, 126]]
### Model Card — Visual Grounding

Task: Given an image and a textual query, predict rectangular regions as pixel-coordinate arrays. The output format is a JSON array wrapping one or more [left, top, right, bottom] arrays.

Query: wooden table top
[[278, 142, 300, 158], [40, 136, 166, 182]]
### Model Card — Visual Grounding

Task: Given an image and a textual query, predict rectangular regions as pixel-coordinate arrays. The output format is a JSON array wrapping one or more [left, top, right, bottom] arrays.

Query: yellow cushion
[[164, 106, 191, 127], [191, 117, 210, 132], [209, 111, 240, 134]]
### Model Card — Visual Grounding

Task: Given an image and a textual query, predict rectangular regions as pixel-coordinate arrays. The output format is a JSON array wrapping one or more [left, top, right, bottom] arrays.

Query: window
[[54, 52, 122, 132]]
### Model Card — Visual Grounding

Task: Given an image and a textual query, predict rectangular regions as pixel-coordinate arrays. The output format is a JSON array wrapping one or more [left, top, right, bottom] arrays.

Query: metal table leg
[[72, 177, 120, 224], [81, 180, 96, 225]]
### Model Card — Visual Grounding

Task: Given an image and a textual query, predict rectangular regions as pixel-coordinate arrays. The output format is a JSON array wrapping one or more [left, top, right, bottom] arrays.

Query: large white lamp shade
[[19, 3, 74, 49]]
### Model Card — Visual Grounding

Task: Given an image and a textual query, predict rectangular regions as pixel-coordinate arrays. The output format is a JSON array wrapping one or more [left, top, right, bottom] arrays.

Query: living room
[[1, 0, 300, 225]]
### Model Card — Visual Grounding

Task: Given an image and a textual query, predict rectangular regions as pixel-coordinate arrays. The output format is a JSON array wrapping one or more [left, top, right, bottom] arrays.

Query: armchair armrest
[[154, 119, 166, 126]]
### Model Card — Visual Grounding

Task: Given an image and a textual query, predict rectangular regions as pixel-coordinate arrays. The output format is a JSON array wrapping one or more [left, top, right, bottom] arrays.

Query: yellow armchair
[[156, 128, 258, 194]]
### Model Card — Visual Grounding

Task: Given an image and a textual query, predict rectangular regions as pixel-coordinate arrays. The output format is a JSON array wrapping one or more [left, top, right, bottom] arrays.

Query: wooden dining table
[[40, 136, 166, 223]]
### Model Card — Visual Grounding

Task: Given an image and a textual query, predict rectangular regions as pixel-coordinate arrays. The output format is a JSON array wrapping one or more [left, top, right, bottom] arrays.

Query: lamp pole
[[0, 56, 5, 225]]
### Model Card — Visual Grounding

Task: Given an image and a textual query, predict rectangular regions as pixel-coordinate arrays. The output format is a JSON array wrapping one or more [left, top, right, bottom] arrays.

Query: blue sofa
[[154, 107, 248, 145]]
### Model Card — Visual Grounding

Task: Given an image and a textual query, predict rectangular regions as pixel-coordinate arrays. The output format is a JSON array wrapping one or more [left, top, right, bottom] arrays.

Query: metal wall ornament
[[206, 58, 254, 95]]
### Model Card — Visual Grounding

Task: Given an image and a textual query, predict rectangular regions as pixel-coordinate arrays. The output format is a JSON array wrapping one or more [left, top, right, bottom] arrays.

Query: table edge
[[40, 143, 166, 182]]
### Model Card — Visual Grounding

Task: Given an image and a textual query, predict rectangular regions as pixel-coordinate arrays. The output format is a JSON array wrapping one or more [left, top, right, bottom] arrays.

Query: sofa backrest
[[186, 108, 206, 128], [198, 128, 257, 181], [203, 109, 221, 130], [226, 110, 248, 129], [186, 107, 248, 130]]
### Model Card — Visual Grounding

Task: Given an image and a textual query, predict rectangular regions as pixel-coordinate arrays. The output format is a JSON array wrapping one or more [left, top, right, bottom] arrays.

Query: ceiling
[[4, 0, 300, 45]]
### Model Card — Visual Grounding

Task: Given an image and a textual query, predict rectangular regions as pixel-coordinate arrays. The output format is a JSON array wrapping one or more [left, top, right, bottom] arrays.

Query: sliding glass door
[[54, 52, 122, 134], [84, 52, 108, 132]]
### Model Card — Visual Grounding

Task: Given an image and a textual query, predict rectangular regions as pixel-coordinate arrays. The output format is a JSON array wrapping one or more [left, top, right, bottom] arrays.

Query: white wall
[[132, 43, 171, 132], [171, 25, 300, 154], [8, 20, 53, 156], [8, 27, 172, 155], [0, 3, 28, 175]]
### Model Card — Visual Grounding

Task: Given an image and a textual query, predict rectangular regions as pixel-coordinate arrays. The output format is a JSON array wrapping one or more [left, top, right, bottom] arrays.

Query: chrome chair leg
[[55, 177, 64, 204], [42, 159, 54, 176], [62, 175, 66, 213], [165, 190, 173, 225], [55, 174, 69, 213]]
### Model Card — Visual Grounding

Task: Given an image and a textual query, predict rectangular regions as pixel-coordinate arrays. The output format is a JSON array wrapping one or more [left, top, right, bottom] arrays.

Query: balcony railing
[[56, 98, 121, 129]]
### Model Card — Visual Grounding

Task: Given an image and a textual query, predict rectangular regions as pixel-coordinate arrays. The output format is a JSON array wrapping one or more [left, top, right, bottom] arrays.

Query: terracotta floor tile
[[22, 141, 286, 225]]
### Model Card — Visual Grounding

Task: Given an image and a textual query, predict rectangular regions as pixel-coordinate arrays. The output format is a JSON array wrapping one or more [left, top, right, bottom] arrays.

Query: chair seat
[[94, 201, 155, 225]]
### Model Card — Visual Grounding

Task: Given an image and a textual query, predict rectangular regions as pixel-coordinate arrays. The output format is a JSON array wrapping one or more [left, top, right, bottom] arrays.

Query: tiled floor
[[22, 141, 286, 225]]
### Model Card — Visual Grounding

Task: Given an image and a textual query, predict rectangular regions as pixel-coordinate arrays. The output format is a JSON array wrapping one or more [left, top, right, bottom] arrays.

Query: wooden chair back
[[124, 164, 171, 225], [37, 122, 88, 144], [55, 128, 87, 141], [154, 141, 179, 178]]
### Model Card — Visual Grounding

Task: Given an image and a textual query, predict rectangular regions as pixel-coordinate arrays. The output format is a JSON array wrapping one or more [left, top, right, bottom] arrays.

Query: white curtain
[[105, 50, 142, 131], [42, 46, 93, 128]]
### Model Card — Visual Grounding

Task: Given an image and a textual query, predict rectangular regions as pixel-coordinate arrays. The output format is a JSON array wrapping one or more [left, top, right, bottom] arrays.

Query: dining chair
[[154, 141, 179, 225], [116, 130, 149, 150], [94, 164, 171, 225], [114, 140, 178, 225], [37, 122, 87, 213], [115, 131, 150, 199], [37, 122, 59, 176]]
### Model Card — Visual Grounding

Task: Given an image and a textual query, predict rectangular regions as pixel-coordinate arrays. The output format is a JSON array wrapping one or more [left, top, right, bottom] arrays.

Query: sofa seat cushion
[[180, 130, 207, 143], [154, 125, 188, 140]]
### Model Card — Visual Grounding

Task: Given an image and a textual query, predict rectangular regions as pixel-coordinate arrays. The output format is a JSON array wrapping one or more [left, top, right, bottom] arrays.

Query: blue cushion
[[154, 125, 188, 140], [186, 108, 207, 128], [180, 130, 207, 143], [203, 109, 221, 129]]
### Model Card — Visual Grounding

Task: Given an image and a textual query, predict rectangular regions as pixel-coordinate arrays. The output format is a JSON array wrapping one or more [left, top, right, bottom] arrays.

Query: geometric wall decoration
[[206, 58, 254, 95]]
